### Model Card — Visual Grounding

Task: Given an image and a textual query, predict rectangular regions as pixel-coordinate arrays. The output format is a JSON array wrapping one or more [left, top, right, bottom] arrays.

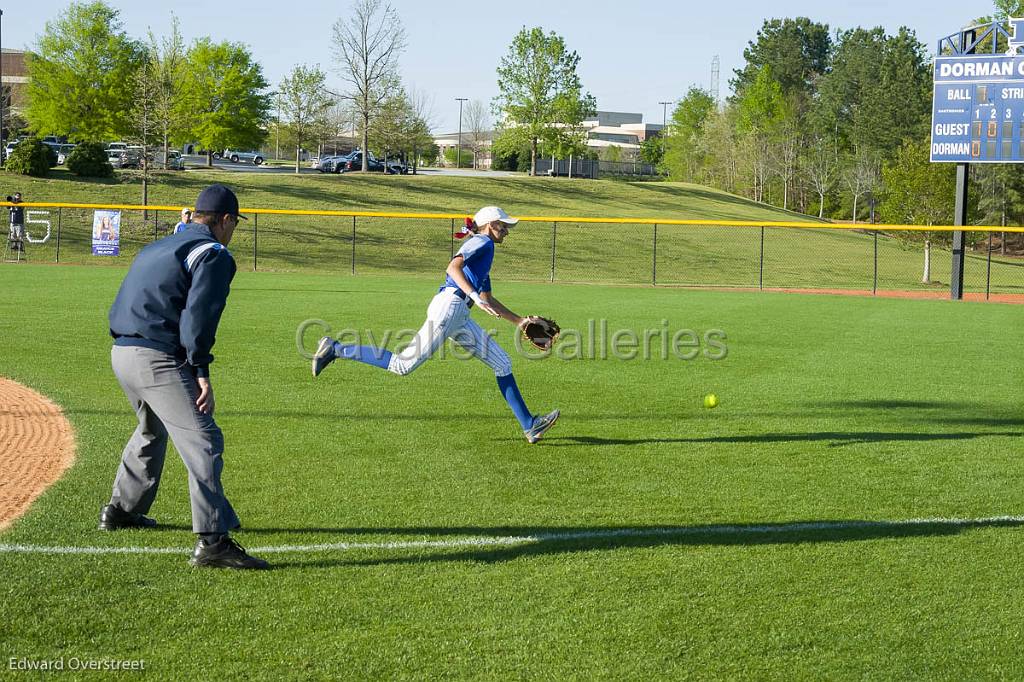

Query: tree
[[494, 26, 594, 175], [803, 136, 838, 218], [662, 87, 716, 182], [490, 134, 531, 172], [769, 99, 800, 210], [147, 17, 187, 169], [639, 136, 664, 166], [403, 87, 435, 173], [731, 17, 831, 109], [368, 88, 405, 159], [179, 39, 270, 166], [128, 48, 159, 209], [736, 66, 787, 202], [464, 99, 490, 168], [443, 147, 473, 167], [544, 90, 595, 162], [279, 64, 332, 173], [993, 0, 1024, 20], [25, 1, 145, 140], [879, 139, 959, 283], [843, 151, 880, 222], [312, 101, 353, 156], [6, 138, 52, 177], [66, 140, 113, 177], [600, 145, 623, 162], [331, 0, 406, 171], [367, 85, 432, 170], [697, 107, 744, 194], [813, 27, 930, 161]]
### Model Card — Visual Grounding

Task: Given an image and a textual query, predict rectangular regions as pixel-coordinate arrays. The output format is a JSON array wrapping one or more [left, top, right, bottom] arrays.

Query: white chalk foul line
[[0, 515, 1022, 556]]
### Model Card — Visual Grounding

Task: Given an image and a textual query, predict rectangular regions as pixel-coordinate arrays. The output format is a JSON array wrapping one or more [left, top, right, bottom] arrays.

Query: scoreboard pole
[[950, 27, 975, 301], [950, 164, 969, 300]]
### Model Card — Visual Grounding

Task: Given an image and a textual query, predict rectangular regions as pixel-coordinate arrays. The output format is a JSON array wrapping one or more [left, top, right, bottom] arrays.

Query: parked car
[[317, 155, 337, 172], [102, 146, 142, 169], [4, 138, 26, 159], [42, 140, 63, 160], [221, 149, 264, 165], [319, 152, 355, 173], [56, 144, 76, 165], [385, 158, 410, 174], [151, 149, 185, 170], [339, 151, 402, 174], [107, 142, 128, 151]]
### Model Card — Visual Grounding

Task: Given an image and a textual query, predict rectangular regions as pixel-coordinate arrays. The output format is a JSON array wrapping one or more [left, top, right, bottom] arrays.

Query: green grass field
[[6, 168, 1023, 294], [2, 264, 1023, 679]]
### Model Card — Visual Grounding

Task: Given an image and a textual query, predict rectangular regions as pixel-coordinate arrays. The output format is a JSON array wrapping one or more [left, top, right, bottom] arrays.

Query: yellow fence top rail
[[3, 200, 1023, 233]]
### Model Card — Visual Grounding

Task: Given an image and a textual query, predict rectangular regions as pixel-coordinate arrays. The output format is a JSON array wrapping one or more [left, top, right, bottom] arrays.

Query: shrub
[[66, 141, 113, 178], [5, 138, 51, 177], [442, 147, 474, 167], [491, 148, 521, 172]]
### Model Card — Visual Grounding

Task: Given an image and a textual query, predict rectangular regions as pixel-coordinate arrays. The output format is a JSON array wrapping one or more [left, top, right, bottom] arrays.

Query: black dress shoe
[[98, 504, 157, 530], [189, 535, 269, 570]]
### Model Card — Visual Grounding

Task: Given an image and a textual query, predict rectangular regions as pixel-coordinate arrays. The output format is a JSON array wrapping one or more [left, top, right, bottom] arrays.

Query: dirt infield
[[0, 378, 76, 530]]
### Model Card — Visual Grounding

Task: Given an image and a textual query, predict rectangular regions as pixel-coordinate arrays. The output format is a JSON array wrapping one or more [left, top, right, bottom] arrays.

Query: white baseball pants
[[387, 290, 513, 377]]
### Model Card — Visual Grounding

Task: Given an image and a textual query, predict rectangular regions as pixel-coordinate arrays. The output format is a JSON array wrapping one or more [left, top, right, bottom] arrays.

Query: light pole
[[658, 101, 671, 162], [276, 93, 281, 161], [455, 97, 467, 169]]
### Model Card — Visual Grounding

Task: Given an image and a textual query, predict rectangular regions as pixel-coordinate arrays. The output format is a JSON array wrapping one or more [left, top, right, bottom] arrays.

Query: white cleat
[[524, 409, 560, 444], [312, 336, 336, 377]]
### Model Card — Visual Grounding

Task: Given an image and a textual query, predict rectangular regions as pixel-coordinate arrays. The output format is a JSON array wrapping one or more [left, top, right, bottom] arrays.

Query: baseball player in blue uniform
[[102, 184, 268, 570], [312, 206, 559, 443], [173, 207, 193, 234]]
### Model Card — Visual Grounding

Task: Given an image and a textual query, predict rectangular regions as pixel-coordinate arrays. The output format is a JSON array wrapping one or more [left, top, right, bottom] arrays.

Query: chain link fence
[[8, 205, 1024, 298]]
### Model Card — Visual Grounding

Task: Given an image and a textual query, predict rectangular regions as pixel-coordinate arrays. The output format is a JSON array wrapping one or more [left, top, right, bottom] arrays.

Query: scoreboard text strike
[[932, 54, 1024, 163]]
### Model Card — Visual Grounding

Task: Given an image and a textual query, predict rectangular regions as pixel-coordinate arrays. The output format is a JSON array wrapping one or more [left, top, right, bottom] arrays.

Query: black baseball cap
[[194, 184, 247, 220]]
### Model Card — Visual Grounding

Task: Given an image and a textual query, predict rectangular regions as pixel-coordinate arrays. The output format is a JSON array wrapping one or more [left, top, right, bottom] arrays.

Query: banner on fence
[[91, 210, 121, 256]]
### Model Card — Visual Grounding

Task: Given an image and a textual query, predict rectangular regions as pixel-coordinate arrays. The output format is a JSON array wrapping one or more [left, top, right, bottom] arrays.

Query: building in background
[[1, 49, 29, 142], [433, 111, 663, 168]]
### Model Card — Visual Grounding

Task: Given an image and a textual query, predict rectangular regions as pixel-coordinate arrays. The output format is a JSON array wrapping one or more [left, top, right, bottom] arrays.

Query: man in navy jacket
[[101, 184, 267, 570]]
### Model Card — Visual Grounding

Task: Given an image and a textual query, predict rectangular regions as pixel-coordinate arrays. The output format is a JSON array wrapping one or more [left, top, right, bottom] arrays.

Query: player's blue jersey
[[442, 234, 494, 293]]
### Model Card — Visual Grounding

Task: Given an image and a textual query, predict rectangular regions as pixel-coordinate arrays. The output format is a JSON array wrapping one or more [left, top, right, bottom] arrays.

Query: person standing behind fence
[[7, 192, 25, 252], [101, 183, 268, 570], [174, 207, 193, 234]]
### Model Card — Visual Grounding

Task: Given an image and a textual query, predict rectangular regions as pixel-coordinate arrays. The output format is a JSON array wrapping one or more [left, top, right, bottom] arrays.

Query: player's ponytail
[[454, 216, 477, 239]]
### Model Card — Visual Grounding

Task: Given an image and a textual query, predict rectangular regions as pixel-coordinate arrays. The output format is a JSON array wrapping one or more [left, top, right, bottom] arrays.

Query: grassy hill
[[0, 167, 812, 220], [3, 168, 1021, 294]]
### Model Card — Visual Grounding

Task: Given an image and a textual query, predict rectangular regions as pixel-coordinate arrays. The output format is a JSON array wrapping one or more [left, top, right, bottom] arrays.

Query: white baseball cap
[[473, 206, 519, 228]]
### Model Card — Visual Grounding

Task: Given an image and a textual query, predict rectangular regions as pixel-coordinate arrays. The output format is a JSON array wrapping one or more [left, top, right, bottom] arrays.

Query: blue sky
[[3, 1, 997, 132]]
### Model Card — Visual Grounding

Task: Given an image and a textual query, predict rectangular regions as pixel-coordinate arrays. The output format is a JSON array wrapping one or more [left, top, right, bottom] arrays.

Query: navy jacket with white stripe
[[109, 223, 236, 378]]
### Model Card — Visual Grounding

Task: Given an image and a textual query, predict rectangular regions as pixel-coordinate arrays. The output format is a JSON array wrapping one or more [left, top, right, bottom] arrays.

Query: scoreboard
[[931, 54, 1024, 163]]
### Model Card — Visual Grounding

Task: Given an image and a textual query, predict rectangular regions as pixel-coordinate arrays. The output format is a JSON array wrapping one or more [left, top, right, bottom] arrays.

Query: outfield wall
[[5, 201, 1024, 298]]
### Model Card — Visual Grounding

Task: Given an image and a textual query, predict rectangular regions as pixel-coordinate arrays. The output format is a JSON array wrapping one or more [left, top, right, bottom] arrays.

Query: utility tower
[[711, 55, 720, 106]]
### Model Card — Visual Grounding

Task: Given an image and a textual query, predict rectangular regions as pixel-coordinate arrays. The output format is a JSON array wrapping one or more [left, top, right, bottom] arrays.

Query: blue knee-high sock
[[332, 342, 393, 370], [497, 374, 534, 430]]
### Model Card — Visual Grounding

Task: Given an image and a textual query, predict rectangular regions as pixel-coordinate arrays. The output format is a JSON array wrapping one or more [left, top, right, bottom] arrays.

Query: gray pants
[[109, 345, 240, 533]]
